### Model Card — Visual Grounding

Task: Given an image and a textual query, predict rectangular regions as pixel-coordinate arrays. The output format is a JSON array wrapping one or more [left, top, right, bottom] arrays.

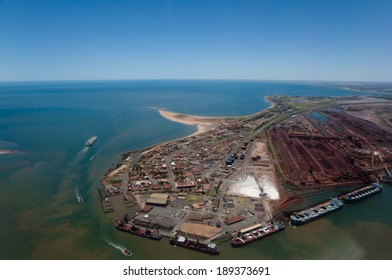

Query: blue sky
[[0, 0, 391, 82]]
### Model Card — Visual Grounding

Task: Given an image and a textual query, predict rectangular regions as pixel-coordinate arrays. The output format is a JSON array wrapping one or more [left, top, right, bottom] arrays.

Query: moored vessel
[[290, 197, 343, 226], [85, 136, 98, 147], [115, 219, 162, 240], [344, 183, 382, 203], [169, 233, 219, 255], [231, 221, 285, 248]]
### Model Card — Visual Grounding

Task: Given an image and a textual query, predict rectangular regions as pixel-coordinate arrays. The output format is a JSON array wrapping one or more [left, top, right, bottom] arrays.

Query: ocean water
[[0, 80, 390, 259]]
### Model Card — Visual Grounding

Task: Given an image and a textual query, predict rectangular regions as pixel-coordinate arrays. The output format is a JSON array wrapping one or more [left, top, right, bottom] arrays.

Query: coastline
[[108, 99, 275, 178], [140, 99, 274, 156], [98, 92, 392, 260], [138, 110, 224, 156], [158, 95, 274, 135], [102, 98, 282, 243], [158, 109, 221, 137], [339, 86, 392, 95], [108, 95, 276, 174]]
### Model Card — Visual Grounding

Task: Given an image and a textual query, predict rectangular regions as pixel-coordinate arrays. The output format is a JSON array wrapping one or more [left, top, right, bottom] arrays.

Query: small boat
[[122, 249, 132, 256], [90, 154, 96, 161]]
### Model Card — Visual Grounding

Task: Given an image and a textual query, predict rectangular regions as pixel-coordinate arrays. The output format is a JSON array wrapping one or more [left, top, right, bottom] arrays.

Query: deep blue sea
[[0, 80, 391, 259]]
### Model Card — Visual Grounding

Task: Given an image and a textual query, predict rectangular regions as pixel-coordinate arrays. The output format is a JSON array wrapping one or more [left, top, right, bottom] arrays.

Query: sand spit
[[140, 103, 275, 157], [158, 109, 222, 136]]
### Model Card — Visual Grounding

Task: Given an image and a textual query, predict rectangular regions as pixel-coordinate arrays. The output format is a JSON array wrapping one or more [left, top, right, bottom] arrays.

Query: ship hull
[[231, 224, 285, 248], [85, 136, 98, 147], [290, 205, 342, 226], [344, 184, 382, 203], [169, 239, 219, 255], [290, 198, 343, 227], [115, 225, 162, 241]]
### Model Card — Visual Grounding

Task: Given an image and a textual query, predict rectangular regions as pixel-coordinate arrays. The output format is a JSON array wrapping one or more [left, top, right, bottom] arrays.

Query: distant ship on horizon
[[85, 136, 97, 147]]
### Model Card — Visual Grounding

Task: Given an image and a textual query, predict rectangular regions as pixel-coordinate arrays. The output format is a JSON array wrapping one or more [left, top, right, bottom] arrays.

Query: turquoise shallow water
[[0, 80, 390, 259]]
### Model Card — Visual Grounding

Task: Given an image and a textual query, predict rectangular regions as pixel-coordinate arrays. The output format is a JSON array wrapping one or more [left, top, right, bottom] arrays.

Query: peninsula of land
[[100, 95, 392, 254], [158, 109, 220, 136]]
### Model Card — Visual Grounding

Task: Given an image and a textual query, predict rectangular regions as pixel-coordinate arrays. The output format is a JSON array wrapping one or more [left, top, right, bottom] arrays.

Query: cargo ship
[[231, 221, 285, 247], [115, 219, 162, 240], [169, 234, 219, 255], [85, 136, 98, 147], [290, 197, 343, 226], [344, 183, 382, 203]]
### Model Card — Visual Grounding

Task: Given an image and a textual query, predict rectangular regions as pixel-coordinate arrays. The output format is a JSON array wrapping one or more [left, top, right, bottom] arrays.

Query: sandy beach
[[137, 109, 223, 156], [158, 109, 221, 136], [140, 100, 276, 156]]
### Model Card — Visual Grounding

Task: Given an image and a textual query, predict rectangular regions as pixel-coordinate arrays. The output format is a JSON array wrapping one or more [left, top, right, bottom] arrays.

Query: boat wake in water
[[63, 141, 97, 203], [102, 237, 132, 256], [75, 189, 84, 203]]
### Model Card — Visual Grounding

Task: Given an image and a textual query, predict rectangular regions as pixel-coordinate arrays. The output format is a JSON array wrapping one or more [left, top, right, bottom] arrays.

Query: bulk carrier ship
[[169, 233, 219, 255], [115, 219, 162, 241], [290, 197, 343, 226], [344, 183, 382, 203], [231, 221, 285, 247]]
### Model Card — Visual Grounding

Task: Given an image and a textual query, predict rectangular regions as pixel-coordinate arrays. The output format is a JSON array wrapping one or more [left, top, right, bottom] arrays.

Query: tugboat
[[122, 248, 132, 256], [169, 233, 219, 255], [290, 197, 343, 226], [115, 219, 162, 241], [344, 183, 382, 203], [231, 221, 285, 248]]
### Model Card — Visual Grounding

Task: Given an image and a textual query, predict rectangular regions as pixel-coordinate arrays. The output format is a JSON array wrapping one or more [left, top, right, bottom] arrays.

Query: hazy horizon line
[[1, 78, 391, 84]]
